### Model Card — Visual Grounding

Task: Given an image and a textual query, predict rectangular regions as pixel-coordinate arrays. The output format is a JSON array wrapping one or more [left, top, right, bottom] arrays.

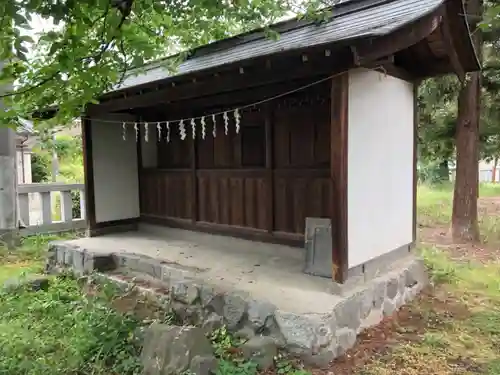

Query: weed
[[487, 358, 500, 375], [275, 358, 294, 375], [420, 246, 458, 284], [0, 233, 79, 284], [0, 274, 143, 375], [216, 359, 258, 375], [354, 184, 500, 375], [210, 326, 238, 359], [421, 332, 447, 348], [273, 353, 311, 375]]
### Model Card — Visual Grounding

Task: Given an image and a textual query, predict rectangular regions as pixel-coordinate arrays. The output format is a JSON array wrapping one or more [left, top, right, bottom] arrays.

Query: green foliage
[[31, 132, 84, 183], [417, 75, 458, 166], [71, 190, 82, 218], [216, 359, 258, 375], [0, 233, 78, 283], [0, 0, 299, 127], [209, 326, 237, 359], [30, 152, 50, 183], [0, 274, 143, 375], [51, 134, 82, 160], [418, 1, 500, 169], [417, 160, 450, 185], [420, 246, 459, 284], [209, 326, 311, 375], [274, 354, 310, 375]]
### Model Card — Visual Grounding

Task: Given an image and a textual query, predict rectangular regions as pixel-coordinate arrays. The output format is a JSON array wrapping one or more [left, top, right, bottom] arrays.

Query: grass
[[0, 275, 143, 375], [417, 182, 500, 226], [358, 250, 500, 375], [0, 233, 78, 283], [353, 184, 500, 375]]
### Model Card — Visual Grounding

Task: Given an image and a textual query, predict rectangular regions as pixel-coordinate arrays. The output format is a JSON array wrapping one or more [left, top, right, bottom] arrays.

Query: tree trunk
[[492, 157, 498, 183], [451, 0, 482, 242]]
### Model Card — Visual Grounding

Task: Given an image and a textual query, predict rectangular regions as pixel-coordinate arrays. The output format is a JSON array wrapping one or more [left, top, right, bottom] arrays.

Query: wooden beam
[[137, 78, 330, 122], [88, 50, 352, 116], [442, 0, 481, 73], [142, 215, 303, 248], [330, 73, 349, 283], [81, 116, 96, 231], [373, 64, 415, 82], [440, 15, 466, 82], [352, 10, 443, 66]]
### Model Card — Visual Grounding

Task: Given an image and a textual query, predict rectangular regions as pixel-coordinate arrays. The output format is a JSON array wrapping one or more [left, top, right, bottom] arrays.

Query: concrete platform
[[46, 224, 428, 365], [63, 224, 342, 314]]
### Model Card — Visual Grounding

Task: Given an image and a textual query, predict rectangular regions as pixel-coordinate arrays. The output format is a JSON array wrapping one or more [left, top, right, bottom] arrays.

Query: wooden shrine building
[[82, 0, 479, 283]]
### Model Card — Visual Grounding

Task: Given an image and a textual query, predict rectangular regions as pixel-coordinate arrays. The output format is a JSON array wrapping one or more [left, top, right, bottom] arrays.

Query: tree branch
[[0, 0, 133, 99]]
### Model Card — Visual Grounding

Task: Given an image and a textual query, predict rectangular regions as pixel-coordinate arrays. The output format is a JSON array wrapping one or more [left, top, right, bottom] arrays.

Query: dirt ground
[[419, 196, 500, 263], [314, 289, 473, 375], [288, 196, 500, 375]]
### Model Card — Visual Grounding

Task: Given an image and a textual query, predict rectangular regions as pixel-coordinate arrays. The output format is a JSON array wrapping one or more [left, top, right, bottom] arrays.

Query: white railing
[[17, 183, 86, 235]]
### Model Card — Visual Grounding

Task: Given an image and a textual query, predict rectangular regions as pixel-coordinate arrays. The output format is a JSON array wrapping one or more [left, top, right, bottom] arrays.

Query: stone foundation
[[46, 241, 428, 365]]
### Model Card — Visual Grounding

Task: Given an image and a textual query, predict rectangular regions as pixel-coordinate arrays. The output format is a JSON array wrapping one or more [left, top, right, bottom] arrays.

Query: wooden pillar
[[412, 82, 420, 246], [136, 120, 143, 215], [330, 73, 349, 283], [190, 133, 198, 223], [265, 104, 274, 233], [81, 117, 97, 231]]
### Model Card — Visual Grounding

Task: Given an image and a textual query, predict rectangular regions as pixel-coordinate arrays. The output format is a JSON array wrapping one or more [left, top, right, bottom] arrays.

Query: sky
[[27, 15, 55, 44]]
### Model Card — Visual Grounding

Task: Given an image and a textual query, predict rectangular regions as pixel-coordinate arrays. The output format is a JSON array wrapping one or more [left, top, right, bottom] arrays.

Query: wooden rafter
[[89, 49, 352, 116], [350, 10, 443, 67], [440, 13, 466, 82]]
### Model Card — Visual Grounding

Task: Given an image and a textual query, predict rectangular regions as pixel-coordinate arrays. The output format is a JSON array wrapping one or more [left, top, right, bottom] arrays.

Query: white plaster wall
[[347, 69, 414, 268], [91, 113, 140, 223]]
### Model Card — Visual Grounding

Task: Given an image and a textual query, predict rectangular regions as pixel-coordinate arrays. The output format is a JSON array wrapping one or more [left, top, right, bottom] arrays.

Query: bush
[[71, 190, 82, 218], [30, 152, 51, 183], [417, 160, 450, 185], [0, 275, 143, 375]]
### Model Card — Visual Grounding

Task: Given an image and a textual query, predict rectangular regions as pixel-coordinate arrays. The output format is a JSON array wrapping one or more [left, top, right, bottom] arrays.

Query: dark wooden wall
[[140, 80, 331, 244]]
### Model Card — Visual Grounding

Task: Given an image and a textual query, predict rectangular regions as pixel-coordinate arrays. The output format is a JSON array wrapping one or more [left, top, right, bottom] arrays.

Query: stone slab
[[303, 217, 333, 279]]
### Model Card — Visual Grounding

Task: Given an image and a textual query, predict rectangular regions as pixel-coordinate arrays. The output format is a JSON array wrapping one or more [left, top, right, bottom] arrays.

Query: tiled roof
[[113, 0, 444, 93]]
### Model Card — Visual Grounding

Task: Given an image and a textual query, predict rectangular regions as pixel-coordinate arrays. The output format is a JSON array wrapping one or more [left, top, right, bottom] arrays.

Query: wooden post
[[412, 82, 420, 246], [81, 117, 96, 232], [330, 73, 349, 283], [265, 104, 274, 233], [136, 119, 143, 215], [190, 131, 198, 223]]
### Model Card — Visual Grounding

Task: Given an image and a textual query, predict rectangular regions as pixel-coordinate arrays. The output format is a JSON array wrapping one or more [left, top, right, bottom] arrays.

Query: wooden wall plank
[[257, 178, 268, 230], [244, 178, 256, 228], [230, 178, 244, 226], [142, 79, 332, 242], [220, 177, 230, 224]]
